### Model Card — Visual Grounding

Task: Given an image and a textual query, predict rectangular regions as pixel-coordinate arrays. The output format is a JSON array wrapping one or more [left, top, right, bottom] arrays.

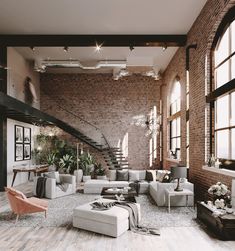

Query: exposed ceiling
[[0, 0, 207, 34], [1, 0, 207, 74]]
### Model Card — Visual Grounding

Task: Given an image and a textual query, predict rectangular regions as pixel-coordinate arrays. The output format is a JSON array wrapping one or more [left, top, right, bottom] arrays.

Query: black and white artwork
[[15, 144, 23, 161], [15, 126, 23, 143], [24, 144, 31, 160], [24, 127, 31, 143]]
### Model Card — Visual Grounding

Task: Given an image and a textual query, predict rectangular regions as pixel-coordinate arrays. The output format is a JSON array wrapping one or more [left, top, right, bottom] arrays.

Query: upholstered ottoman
[[73, 199, 140, 237]]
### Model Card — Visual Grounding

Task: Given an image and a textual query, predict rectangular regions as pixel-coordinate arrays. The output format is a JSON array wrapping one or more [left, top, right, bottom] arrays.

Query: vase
[[74, 169, 83, 183]]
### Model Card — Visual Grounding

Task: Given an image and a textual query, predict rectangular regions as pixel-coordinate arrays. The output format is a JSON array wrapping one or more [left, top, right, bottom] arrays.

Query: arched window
[[209, 8, 235, 166], [169, 78, 181, 159]]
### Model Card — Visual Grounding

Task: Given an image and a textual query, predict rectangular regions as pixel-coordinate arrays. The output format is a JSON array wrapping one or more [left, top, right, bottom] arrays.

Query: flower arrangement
[[208, 182, 229, 197]]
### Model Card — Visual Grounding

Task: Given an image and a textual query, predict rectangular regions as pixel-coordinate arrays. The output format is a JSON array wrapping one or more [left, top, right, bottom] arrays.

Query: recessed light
[[95, 43, 102, 52], [129, 45, 134, 51], [30, 46, 35, 51], [162, 45, 167, 51]]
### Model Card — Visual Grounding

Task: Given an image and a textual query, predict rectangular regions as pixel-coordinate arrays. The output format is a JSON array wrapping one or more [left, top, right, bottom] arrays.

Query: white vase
[[74, 169, 83, 183], [97, 175, 107, 180], [83, 175, 91, 182]]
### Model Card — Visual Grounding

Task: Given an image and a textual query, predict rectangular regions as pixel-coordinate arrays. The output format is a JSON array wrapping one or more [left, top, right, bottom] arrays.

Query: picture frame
[[15, 144, 23, 161], [23, 144, 31, 160], [24, 127, 31, 144], [15, 125, 23, 143]]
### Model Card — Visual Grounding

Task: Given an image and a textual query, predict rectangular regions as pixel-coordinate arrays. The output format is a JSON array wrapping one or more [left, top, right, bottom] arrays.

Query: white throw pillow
[[129, 170, 140, 181]]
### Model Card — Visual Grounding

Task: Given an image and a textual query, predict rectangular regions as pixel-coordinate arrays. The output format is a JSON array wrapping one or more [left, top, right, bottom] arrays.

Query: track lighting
[[162, 44, 167, 51], [129, 45, 134, 51], [95, 43, 102, 52], [63, 46, 69, 52]]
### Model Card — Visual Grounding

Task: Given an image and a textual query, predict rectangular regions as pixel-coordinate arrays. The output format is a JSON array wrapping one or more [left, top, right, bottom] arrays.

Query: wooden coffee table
[[101, 187, 137, 203]]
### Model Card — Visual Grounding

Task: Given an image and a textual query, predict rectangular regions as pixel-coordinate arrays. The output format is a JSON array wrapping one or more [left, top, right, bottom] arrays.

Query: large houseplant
[[79, 152, 95, 182], [58, 154, 76, 174]]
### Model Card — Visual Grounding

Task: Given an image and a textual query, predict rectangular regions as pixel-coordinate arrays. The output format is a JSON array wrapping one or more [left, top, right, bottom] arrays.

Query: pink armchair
[[5, 187, 48, 223]]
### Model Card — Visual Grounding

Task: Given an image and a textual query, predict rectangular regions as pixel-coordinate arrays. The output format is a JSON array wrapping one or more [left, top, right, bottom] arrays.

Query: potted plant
[[95, 163, 106, 180], [79, 152, 95, 182], [58, 154, 76, 174], [46, 152, 57, 171]]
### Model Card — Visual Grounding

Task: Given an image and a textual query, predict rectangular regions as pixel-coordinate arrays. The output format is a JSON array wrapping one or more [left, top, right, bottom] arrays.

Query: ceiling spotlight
[[95, 43, 102, 52], [30, 46, 35, 51], [63, 46, 69, 52], [129, 45, 134, 51], [162, 44, 167, 51]]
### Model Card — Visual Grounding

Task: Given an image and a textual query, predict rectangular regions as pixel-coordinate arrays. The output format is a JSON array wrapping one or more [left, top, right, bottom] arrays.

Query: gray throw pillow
[[107, 170, 116, 181], [117, 170, 129, 181], [129, 170, 140, 181], [44, 171, 61, 184]]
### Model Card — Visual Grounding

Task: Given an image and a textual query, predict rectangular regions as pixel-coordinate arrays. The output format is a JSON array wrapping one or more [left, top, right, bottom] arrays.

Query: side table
[[166, 188, 194, 213]]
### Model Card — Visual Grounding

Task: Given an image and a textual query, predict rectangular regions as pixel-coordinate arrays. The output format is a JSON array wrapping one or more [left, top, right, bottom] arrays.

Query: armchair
[[5, 187, 48, 223], [33, 173, 76, 199]]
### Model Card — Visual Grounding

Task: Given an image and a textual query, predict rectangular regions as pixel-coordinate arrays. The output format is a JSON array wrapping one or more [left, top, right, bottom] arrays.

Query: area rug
[[0, 194, 197, 228]]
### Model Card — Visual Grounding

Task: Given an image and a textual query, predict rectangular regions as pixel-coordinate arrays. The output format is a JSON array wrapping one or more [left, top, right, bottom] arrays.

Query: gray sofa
[[84, 169, 194, 207]]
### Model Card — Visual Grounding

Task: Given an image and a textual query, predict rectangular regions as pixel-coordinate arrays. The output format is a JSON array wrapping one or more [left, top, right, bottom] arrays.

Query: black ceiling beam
[[0, 34, 187, 47]]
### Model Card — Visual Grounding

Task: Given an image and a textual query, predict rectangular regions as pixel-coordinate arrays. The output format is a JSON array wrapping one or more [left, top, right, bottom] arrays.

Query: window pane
[[216, 130, 229, 159], [232, 20, 235, 53], [216, 95, 229, 129], [176, 99, 181, 112], [171, 102, 176, 115], [232, 55, 235, 80], [171, 138, 176, 151], [232, 129, 235, 160], [177, 117, 181, 137], [176, 137, 181, 149], [171, 119, 176, 137], [232, 91, 235, 126], [215, 61, 229, 88], [215, 28, 229, 66]]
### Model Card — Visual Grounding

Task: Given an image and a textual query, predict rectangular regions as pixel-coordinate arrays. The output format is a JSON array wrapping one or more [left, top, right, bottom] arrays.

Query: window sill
[[202, 165, 235, 178], [165, 158, 181, 164]]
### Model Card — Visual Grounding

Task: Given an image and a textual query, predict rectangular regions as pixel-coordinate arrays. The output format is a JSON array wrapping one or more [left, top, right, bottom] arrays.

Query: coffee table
[[101, 187, 137, 203]]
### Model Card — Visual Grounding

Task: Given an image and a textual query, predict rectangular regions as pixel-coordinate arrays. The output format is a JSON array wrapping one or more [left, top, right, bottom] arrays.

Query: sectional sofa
[[84, 169, 194, 207]]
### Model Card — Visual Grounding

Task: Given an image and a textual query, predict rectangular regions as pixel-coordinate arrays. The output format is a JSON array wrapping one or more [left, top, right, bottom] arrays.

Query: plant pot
[[83, 175, 91, 182], [74, 169, 83, 183], [97, 175, 107, 180]]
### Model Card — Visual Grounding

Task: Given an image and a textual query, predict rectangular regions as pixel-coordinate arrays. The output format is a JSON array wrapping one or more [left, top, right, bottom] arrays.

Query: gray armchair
[[33, 174, 76, 199]]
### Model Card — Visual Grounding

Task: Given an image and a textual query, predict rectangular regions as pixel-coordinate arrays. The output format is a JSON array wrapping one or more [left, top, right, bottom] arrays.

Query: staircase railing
[[41, 90, 111, 151]]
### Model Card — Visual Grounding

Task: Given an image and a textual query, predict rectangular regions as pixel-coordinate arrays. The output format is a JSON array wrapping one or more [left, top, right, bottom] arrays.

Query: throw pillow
[[117, 170, 129, 181], [139, 170, 146, 180], [129, 170, 140, 181], [158, 170, 170, 182], [44, 171, 61, 184], [107, 170, 116, 181], [146, 170, 157, 181]]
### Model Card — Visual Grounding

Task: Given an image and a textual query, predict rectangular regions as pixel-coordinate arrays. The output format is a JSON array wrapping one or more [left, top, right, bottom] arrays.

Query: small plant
[[47, 152, 57, 166], [95, 163, 105, 176], [59, 154, 76, 174]]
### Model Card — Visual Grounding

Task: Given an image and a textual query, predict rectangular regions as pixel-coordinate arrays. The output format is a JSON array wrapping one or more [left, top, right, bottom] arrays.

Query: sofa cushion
[[128, 170, 140, 181], [107, 170, 116, 181], [139, 170, 146, 180], [146, 170, 156, 181], [117, 170, 128, 181]]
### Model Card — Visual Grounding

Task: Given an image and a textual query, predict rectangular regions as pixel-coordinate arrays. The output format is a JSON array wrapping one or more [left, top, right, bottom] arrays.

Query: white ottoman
[[73, 199, 140, 237]]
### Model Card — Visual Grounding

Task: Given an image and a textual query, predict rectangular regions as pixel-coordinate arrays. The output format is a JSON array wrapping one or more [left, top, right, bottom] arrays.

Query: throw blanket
[[36, 177, 47, 198], [57, 183, 69, 193], [90, 201, 160, 236]]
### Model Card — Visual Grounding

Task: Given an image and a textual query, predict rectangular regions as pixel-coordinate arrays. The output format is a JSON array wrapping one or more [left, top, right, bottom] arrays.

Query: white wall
[[7, 47, 40, 109], [7, 119, 39, 187], [6, 47, 41, 186]]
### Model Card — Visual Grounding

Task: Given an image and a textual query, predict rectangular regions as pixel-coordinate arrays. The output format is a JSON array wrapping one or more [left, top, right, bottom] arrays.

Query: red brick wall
[[162, 0, 235, 199], [40, 74, 162, 170]]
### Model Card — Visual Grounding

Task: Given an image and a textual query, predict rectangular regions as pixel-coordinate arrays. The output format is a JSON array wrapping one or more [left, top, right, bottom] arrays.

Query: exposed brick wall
[[40, 74, 162, 170], [162, 0, 235, 200]]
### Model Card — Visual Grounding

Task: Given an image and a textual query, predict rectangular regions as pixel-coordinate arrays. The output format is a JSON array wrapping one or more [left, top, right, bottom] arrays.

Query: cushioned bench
[[73, 198, 140, 237]]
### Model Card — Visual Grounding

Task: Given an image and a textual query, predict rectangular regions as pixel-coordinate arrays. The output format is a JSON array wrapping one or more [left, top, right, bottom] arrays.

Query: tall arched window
[[169, 78, 181, 159], [208, 7, 235, 166]]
